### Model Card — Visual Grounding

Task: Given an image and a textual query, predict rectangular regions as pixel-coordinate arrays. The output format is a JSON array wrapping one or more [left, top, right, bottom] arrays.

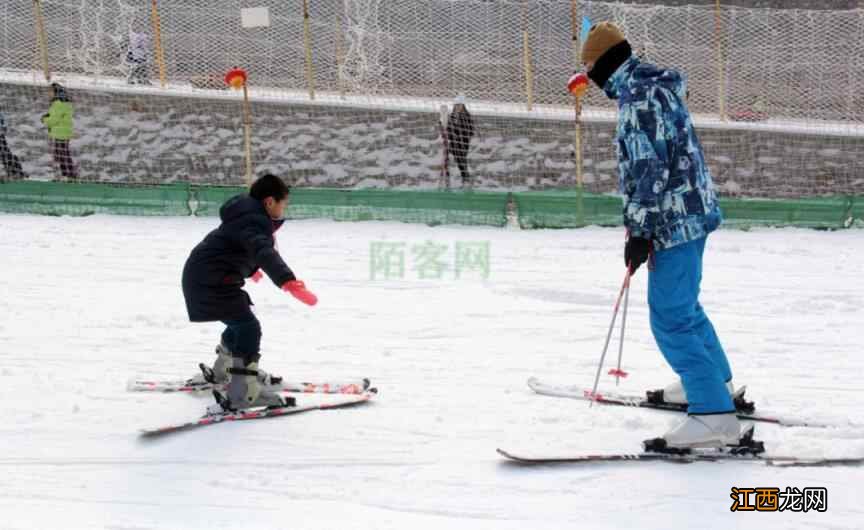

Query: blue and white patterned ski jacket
[[603, 55, 722, 250]]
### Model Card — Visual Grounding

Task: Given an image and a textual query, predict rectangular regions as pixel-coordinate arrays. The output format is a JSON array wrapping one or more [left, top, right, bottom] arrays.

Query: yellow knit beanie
[[581, 22, 626, 65]]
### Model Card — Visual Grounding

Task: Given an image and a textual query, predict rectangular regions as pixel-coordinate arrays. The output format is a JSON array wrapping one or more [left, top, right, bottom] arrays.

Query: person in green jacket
[[41, 83, 78, 180]]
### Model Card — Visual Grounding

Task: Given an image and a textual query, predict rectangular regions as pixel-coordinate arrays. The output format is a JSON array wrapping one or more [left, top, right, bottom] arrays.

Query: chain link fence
[[1, 1, 863, 206], [2, 1, 863, 122]]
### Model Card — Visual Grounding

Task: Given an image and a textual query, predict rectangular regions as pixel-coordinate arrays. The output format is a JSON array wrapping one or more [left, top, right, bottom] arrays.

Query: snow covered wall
[[2, 79, 864, 197]]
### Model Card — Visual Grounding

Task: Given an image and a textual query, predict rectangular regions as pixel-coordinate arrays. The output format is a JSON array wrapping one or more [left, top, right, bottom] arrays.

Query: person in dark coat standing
[[0, 109, 27, 180], [182, 173, 318, 411], [446, 95, 475, 188]]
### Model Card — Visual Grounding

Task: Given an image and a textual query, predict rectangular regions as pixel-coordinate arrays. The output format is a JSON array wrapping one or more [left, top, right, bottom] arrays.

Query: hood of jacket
[[219, 194, 285, 232], [603, 55, 686, 104]]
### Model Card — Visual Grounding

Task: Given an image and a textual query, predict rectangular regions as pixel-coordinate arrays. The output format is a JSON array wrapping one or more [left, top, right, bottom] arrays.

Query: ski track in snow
[[0, 213, 862, 530]]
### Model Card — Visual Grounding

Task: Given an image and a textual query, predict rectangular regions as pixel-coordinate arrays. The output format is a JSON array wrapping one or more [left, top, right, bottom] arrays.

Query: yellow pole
[[714, 0, 726, 121], [571, 0, 584, 226], [523, 30, 534, 111], [150, 0, 167, 88], [33, 0, 51, 82], [303, 0, 316, 100], [335, 16, 344, 98], [522, 1, 533, 111], [570, 0, 579, 65], [575, 100, 583, 190], [242, 83, 253, 187]]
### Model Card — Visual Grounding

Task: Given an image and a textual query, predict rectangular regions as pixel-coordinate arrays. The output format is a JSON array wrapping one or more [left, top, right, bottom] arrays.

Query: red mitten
[[282, 280, 318, 306], [250, 269, 263, 283]]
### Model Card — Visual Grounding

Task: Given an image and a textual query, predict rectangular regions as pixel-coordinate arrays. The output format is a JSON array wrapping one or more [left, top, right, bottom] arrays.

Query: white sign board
[[241, 7, 271, 28]]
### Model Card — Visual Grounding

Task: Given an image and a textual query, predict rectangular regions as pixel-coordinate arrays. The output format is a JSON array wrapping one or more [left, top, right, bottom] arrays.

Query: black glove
[[624, 236, 652, 274]]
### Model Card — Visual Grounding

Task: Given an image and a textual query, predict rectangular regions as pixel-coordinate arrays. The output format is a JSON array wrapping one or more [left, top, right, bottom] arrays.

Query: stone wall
[[1, 82, 862, 198]]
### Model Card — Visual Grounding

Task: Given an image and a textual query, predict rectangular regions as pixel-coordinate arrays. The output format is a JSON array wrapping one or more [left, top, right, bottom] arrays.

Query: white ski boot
[[214, 357, 288, 411], [647, 380, 754, 413], [190, 342, 234, 385], [210, 342, 233, 383], [655, 379, 736, 405], [196, 343, 281, 387], [661, 413, 741, 449]]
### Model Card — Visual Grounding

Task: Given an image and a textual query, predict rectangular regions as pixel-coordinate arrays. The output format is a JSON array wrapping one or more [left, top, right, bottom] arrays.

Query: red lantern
[[567, 72, 589, 98], [225, 67, 248, 89]]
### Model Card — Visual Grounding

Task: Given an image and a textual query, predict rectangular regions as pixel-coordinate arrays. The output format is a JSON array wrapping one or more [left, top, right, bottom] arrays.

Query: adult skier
[[581, 22, 739, 449]]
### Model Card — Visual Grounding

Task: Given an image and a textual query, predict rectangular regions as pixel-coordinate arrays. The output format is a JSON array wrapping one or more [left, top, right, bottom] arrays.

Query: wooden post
[[523, 30, 534, 111], [570, 0, 579, 66], [521, 1, 533, 111], [574, 100, 583, 191], [150, 0, 168, 88], [714, 0, 726, 121], [570, 0, 584, 226], [303, 0, 316, 100], [574, 98, 584, 227], [335, 15, 345, 98], [32, 0, 51, 82], [242, 83, 254, 187]]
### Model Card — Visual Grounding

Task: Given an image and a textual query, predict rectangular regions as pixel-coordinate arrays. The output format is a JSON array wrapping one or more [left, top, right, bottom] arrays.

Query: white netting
[[0, 0, 862, 199], [67, 0, 139, 76], [3, 0, 864, 120], [340, 0, 386, 94]]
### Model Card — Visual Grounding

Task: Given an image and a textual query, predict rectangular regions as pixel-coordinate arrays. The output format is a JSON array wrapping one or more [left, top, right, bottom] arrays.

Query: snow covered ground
[[0, 213, 862, 530]]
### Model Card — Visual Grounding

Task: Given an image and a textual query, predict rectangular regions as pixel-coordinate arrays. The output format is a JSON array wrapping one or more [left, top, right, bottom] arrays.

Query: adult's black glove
[[624, 236, 652, 274]]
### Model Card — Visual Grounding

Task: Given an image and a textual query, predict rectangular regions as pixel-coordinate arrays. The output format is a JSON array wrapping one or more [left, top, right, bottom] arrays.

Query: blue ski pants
[[648, 236, 734, 414]]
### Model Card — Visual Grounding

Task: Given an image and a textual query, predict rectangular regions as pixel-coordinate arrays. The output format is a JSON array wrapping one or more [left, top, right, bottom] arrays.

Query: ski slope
[[0, 213, 862, 530]]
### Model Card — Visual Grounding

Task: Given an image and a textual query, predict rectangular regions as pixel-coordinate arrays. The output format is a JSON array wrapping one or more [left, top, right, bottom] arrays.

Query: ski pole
[[588, 267, 631, 407], [609, 268, 631, 385]]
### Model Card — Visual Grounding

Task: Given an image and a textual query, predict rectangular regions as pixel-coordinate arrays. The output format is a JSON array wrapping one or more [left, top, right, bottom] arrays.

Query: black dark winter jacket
[[182, 195, 295, 322], [446, 110, 474, 153]]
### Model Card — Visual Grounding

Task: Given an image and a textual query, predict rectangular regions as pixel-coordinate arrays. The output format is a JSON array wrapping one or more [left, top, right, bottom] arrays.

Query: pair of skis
[[497, 446, 864, 467], [131, 374, 376, 437], [526, 377, 832, 429], [495, 378, 864, 467], [136, 371, 862, 467], [128, 376, 371, 395]]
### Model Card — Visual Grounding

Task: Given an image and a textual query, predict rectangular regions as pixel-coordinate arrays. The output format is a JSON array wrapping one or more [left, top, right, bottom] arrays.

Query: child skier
[[581, 22, 739, 449], [182, 173, 317, 411]]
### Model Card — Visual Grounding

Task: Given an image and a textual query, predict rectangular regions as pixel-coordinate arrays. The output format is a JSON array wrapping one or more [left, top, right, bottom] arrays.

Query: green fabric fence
[[0, 181, 861, 230]]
